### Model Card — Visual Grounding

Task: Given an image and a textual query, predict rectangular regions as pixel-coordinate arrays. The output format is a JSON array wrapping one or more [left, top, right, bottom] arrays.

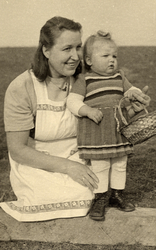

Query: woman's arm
[[6, 130, 99, 191], [7, 130, 68, 173]]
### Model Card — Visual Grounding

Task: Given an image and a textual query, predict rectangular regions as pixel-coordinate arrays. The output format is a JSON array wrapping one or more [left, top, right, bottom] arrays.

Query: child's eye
[[103, 55, 108, 57], [113, 55, 117, 58]]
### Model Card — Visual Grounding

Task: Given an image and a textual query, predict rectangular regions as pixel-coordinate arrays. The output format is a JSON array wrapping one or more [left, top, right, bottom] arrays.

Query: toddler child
[[67, 31, 150, 221]]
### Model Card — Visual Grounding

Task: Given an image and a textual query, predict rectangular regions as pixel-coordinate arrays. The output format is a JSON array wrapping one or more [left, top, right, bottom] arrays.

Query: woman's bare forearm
[[6, 130, 99, 191], [6, 131, 71, 174]]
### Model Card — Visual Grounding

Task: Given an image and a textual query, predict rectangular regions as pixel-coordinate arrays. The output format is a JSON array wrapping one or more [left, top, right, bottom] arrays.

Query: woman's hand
[[7, 131, 99, 188], [66, 160, 99, 191], [7, 130, 99, 191]]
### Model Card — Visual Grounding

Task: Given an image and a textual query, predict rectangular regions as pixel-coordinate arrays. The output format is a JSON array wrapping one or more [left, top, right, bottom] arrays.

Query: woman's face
[[43, 30, 82, 78]]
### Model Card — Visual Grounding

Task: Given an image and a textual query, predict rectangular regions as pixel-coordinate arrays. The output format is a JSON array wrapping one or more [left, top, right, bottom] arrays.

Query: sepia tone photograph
[[0, 0, 156, 249]]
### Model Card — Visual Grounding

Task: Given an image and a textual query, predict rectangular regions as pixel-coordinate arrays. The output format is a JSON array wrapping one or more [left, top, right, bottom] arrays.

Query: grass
[[0, 46, 156, 249], [0, 241, 156, 250]]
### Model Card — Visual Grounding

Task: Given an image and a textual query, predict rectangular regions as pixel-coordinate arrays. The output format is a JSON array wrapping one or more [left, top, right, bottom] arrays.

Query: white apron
[[0, 72, 93, 222]]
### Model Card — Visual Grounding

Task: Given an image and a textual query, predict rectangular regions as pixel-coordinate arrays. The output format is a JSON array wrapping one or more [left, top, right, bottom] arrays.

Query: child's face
[[88, 40, 118, 76]]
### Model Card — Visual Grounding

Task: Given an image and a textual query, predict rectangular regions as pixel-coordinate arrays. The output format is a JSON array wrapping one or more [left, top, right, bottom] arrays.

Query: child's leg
[[110, 155, 127, 189], [88, 159, 110, 221], [109, 156, 135, 212], [91, 159, 110, 193]]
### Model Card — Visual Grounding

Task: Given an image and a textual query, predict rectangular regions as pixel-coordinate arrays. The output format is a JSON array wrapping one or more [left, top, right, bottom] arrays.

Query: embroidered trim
[[37, 104, 66, 112], [6, 200, 91, 214]]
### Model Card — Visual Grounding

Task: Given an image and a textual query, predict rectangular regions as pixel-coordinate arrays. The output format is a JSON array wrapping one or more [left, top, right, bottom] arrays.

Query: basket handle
[[118, 97, 148, 126]]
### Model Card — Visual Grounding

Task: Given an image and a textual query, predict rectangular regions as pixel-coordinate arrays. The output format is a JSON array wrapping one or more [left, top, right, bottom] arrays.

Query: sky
[[0, 0, 156, 47]]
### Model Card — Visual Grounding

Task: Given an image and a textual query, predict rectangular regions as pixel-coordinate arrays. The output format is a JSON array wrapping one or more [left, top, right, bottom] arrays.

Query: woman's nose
[[71, 49, 79, 60]]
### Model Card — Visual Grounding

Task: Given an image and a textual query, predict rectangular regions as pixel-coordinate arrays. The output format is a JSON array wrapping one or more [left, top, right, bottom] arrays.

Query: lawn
[[0, 46, 156, 250]]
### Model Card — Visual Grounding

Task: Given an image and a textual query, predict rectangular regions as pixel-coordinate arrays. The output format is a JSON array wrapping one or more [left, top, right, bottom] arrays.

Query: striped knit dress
[[71, 70, 133, 160]]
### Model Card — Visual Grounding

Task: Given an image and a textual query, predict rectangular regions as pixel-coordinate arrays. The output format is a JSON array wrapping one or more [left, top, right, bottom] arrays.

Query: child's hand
[[87, 108, 103, 124], [125, 86, 150, 107], [131, 101, 145, 113]]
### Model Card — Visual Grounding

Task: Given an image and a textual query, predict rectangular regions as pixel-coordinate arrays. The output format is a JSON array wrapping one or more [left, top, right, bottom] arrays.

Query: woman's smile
[[66, 61, 79, 68]]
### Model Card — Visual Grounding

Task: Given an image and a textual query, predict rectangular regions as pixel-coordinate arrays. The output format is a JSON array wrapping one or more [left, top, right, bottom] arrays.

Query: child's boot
[[109, 189, 135, 212], [89, 192, 108, 221]]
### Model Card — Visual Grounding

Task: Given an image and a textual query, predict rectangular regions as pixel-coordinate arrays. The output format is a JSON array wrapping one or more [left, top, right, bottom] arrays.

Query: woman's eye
[[77, 45, 82, 50], [63, 47, 71, 51]]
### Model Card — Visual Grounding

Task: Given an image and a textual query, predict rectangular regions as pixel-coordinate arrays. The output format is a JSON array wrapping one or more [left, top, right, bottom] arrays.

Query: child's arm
[[67, 73, 103, 124], [67, 93, 85, 116], [67, 93, 103, 124], [78, 105, 103, 124]]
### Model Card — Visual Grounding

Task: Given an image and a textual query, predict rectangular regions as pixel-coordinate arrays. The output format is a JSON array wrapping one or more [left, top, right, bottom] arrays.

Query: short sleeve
[[4, 70, 36, 132], [70, 73, 87, 97]]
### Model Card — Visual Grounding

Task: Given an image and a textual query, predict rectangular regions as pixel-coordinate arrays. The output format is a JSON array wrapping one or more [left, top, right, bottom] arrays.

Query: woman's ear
[[85, 56, 92, 66], [42, 46, 49, 59]]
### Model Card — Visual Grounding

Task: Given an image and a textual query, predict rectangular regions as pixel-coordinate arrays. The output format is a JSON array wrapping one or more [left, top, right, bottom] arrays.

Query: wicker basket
[[118, 98, 156, 145]]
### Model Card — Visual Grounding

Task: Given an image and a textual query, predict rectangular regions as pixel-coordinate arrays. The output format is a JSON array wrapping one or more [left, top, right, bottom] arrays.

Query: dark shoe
[[89, 193, 107, 221], [109, 189, 135, 212]]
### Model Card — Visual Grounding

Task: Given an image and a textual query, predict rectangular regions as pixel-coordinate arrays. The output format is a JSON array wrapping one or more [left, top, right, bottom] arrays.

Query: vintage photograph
[[0, 0, 156, 249]]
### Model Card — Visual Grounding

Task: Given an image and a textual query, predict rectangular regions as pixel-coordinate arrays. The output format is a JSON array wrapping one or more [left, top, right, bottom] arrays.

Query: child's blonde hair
[[83, 30, 117, 71]]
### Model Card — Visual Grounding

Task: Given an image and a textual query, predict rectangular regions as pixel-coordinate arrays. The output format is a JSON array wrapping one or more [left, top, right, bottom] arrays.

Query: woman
[[0, 16, 99, 222]]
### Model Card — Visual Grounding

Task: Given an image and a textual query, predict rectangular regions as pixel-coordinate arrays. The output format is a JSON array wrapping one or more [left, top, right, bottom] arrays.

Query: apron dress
[[0, 72, 93, 222]]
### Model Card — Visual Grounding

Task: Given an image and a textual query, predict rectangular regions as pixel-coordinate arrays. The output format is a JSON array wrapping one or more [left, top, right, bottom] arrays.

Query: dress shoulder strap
[[30, 70, 48, 104]]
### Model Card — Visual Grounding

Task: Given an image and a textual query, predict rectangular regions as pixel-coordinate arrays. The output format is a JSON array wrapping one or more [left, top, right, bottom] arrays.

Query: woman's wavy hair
[[31, 16, 82, 82], [83, 30, 117, 71]]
